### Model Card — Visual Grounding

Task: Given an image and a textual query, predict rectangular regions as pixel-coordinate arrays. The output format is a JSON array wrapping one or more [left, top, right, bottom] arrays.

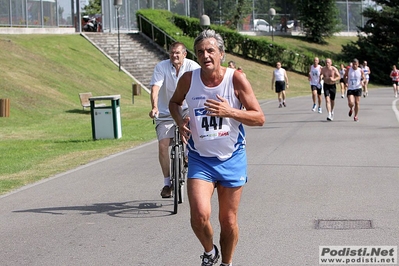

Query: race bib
[[350, 78, 357, 86], [193, 107, 230, 141]]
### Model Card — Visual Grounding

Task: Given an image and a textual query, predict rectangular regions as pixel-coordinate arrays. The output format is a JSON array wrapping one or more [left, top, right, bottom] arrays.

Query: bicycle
[[170, 125, 187, 214]]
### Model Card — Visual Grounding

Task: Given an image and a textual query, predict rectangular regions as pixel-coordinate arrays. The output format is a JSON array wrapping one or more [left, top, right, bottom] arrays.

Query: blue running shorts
[[187, 148, 248, 188]]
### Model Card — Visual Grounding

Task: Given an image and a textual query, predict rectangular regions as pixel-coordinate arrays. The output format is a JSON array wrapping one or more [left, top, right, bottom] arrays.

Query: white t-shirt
[[150, 58, 200, 119]]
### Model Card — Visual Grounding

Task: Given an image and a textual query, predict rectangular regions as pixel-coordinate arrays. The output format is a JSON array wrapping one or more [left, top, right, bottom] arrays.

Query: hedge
[[137, 9, 319, 75]]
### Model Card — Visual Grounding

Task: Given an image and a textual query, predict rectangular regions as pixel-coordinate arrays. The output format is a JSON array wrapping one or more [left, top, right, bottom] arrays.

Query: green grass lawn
[[266, 35, 357, 59], [0, 33, 368, 195], [0, 34, 156, 194]]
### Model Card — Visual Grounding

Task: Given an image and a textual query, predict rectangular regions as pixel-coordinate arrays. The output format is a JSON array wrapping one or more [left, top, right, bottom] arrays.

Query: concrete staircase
[[84, 32, 168, 90]]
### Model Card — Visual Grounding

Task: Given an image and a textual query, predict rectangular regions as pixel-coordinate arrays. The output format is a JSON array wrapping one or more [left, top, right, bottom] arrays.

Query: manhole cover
[[315, 219, 373, 230]]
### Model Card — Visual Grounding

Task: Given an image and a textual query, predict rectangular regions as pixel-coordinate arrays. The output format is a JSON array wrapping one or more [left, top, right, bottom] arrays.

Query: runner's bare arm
[[204, 71, 265, 126]]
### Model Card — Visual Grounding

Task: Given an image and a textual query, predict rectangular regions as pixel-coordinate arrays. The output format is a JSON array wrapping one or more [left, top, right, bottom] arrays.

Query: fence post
[[133, 83, 141, 96], [132, 83, 141, 104], [0, 98, 10, 117]]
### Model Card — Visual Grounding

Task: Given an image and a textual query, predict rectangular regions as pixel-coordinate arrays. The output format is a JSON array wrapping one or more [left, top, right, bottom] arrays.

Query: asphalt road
[[1, 87, 398, 266]]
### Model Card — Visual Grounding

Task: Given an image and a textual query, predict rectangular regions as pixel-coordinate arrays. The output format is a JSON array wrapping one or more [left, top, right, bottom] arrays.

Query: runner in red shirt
[[390, 65, 399, 98]]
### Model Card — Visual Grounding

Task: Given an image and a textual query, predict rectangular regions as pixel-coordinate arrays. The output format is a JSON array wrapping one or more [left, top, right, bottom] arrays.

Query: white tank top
[[339, 68, 345, 79], [274, 68, 285, 81], [347, 67, 362, 90], [310, 65, 321, 86], [185, 68, 245, 160], [362, 66, 370, 78]]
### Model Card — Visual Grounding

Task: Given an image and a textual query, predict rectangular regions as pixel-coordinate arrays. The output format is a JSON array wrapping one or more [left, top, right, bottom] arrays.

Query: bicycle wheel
[[172, 145, 180, 214]]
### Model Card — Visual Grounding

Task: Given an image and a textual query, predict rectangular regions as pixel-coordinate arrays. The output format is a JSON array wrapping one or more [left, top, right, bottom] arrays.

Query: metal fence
[[101, 0, 191, 33], [0, 0, 376, 33], [0, 0, 75, 27]]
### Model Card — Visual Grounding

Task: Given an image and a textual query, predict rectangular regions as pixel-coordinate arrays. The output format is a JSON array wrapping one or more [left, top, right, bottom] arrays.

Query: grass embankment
[[0, 35, 156, 194], [0, 34, 358, 195], [266, 35, 356, 60]]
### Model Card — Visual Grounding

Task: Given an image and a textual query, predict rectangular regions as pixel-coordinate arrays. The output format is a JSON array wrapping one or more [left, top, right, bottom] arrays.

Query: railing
[[137, 14, 197, 61]]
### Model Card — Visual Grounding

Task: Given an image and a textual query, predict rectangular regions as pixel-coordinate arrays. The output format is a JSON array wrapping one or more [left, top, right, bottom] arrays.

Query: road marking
[[392, 98, 399, 123]]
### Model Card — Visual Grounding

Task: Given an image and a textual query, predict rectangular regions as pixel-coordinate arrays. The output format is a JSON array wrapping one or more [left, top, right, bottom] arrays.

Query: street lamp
[[218, 0, 222, 25], [268, 8, 276, 42], [114, 0, 122, 71], [200, 15, 210, 30]]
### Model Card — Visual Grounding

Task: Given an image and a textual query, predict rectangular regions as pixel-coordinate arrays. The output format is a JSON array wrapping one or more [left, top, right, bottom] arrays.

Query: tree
[[341, 0, 399, 84], [82, 0, 101, 16], [226, 0, 253, 30], [296, 0, 341, 44]]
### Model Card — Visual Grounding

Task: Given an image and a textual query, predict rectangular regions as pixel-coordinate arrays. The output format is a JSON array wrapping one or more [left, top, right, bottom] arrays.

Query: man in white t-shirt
[[149, 42, 200, 198]]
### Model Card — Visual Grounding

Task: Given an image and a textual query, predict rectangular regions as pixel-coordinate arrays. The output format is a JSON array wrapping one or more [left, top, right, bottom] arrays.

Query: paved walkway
[[1, 88, 398, 265]]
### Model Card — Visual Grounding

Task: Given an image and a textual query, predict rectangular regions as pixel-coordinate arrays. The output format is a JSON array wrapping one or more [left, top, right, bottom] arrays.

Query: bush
[[137, 9, 319, 75]]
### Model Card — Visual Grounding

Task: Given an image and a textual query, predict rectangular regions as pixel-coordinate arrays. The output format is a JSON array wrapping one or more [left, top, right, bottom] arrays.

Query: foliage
[[137, 9, 317, 74], [296, 0, 341, 44], [200, 0, 299, 29], [136, 10, 196, 60], [341, 0, 399, 85], [82, 0, 101, 16]]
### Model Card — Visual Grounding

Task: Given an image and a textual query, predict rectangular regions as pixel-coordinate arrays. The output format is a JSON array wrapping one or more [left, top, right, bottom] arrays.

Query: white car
[[253, 19, 275, 32]]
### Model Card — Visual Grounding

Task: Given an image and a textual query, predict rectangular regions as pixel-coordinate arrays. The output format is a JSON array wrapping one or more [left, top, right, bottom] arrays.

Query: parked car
[[253, 19, 275, 32]]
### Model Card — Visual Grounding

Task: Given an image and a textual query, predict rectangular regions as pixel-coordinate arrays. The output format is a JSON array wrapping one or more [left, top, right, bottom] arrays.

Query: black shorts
[[393, 81, 398, 86], [340, 78, 344, 83], [310, 85, 322, 95], [275, 81, 286, 93], [324, 83, 336, 100], [347, 88, 362, 97]]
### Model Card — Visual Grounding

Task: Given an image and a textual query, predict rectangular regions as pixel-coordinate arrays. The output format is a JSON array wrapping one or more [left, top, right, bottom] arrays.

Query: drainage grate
[[315, 219, 373, 230]]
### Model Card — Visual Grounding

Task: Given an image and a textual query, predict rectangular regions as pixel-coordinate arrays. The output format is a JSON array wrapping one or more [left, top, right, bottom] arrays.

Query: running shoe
[[201, 245, 220, 266], [327, 113, 332, 121], [341, 95, 344, 98], [331, 111, 334, 120], [318, 107, 322, 114], [282, 102, 286, 107], [354, 116, 358, 122], [348, 109, 353, 117], [278, 103, 282, 108], [312, 104, 316, 112], [160, 185, 172, 198]]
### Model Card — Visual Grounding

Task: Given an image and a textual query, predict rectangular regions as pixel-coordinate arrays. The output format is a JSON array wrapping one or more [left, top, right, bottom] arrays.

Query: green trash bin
[[89, 95, 122, 140]]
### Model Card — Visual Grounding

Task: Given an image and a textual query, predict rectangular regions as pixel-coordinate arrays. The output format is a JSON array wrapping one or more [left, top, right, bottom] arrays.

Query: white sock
[[221, 263, 232, 266], [164, 177, 171, 186], [205, 247, 215, 256]]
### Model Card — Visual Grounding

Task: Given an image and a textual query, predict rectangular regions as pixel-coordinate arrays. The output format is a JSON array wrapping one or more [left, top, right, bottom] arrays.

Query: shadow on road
[[13, 200, 175, 218]]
